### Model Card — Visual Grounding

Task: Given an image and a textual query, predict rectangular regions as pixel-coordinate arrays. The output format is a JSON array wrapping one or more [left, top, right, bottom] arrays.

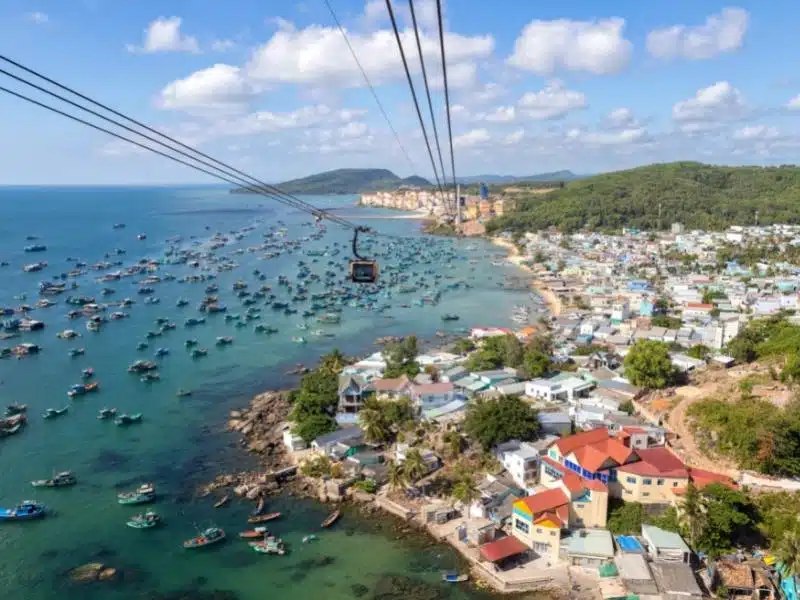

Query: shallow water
[[0, 187, 541, 600]]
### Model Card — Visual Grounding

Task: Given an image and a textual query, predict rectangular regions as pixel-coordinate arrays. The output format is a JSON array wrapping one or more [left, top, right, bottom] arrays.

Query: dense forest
[[487, 161, 800, 234]]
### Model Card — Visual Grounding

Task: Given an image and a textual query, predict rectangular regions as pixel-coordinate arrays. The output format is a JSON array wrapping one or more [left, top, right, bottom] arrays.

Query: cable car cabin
[[350, 260, 379, 283]]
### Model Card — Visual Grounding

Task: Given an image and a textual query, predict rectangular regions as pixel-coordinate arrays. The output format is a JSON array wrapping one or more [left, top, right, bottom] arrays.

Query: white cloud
[[484, 106, 516, 123], [430, 62, 477, 90], [216, 105, 366, 138], [360, 0, 386, 29], [787, 95, 800, 110], [606, 107, 638, 129], [733, 125, 780, 140], [580, 128, 651, 145], [504, 129, 525, 145], [127, 16, 200, 54], [211, 39, 236, 52], [517, 81, 587, 120], [453, 128, 490, 148], [338, 121, 369, 139], [473, 82, 505, 104], [246, 23, 493, 88], [27, 12, 48, 24], [507, 18, 632, 75], [158, 64, 259, 114], [672, 81, 747, 122], [647, 8, 748, 60]]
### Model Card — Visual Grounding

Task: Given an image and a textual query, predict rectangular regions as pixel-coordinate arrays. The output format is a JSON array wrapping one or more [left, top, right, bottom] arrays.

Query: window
[[657, 479, 664, 486], [624, 489, 632, 495], [550, 531, 557, 536], [575, 504, 586, 509], [673, 481, 680, 487], [536, 528, 543, 534], [626, 476, 636, 484], [643, 479, 652, 485], [515, 519, 530, 534], [642, 492, 650, 497]]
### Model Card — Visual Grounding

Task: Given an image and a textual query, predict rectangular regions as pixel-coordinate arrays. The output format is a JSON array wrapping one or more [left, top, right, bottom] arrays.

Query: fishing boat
[[184, 339, 198, 348], [291, 336, 307, 344], [176, 298, 190, 308], [136, 342, 148, 351], [126, 510, 160, 529], [5, 404, 26, 416], [247, 512, 281, 524], [154, 348, 169, 358], [441, 572, 469, 583], [441, 314, 460, 321], [0, 501, 46, 521], [176, 389, 192, 398], [42, 406, 68, 420], [316, 313, 341, 324], [31, 471, 76, 488], [249, 535, 286, 555], [117, 483, 155, 505], [215, 336, 233, 346], [67, 382, 98, 398], [321, 510, 341, 528], [140, 372, 160, 383], [97, 408, 117, 420], [190, 348, 208, 358], [68, 347, 85, 358], [183, 526, 225, 549], [302, 534, 319, 544], [213, 495, 229, 508], [238, 527, 268, 539], [115, 413, 143, 426], [81, 368, 94, 379]]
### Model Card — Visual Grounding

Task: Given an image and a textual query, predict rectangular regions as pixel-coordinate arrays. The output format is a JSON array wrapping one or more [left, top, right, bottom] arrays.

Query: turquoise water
[[0, 187, 539, 600]]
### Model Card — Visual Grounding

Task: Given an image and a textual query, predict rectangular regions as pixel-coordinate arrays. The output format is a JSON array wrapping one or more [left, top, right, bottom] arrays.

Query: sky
[[1, 0, 800, 184]]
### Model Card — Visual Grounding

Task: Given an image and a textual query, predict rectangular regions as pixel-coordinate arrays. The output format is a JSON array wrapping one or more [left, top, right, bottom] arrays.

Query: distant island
[[231, 168, 431, 195], [487, 161, 800, 234], [457, 171, 581, 185]]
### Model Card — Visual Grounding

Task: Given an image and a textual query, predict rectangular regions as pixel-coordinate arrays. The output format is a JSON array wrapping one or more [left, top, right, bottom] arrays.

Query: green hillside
[[486, 161, 800, 234], [232, 168, 431, 195]]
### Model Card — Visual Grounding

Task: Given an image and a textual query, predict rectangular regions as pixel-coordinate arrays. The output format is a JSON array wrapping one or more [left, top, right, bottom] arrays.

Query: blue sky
[[1, 0, 799, 184]]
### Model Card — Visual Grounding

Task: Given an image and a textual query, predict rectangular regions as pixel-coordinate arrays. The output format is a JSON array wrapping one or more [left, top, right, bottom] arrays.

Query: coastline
[[490, 237, 562, 317]]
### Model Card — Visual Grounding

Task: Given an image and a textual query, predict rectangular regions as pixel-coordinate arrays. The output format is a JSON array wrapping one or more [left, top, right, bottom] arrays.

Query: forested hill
[[233, 168, 431, 195], [486, 161, 800, 234]]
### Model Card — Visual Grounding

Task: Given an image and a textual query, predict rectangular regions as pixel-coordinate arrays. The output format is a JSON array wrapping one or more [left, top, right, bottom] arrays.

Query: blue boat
[[0, 501, 46, 521]]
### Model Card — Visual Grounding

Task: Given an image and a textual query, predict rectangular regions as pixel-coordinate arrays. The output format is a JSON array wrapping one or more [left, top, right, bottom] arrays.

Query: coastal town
[[220, 207, 800, 600]]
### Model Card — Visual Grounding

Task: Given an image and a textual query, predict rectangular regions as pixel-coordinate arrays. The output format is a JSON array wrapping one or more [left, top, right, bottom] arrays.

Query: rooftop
[[651, 562, 703, 596], [615, 553, 653, 582], [566, 528, 615, 558], [479, 535, 528, 563], [642, 524, 691, 553]]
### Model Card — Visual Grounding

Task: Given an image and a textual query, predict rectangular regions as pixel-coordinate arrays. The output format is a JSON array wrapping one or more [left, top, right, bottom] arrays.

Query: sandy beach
[[491, 236, 563, 317]]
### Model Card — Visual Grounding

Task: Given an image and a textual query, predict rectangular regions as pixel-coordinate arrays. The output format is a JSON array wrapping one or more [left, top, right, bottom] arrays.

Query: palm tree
[[776, 527, 800, 575], [452, 476, 480, 518], [679, 481, 705, 546], [403, 448, 428, 483], [320, 349, 346, 375], [387, 460, 407, 492], [358, 407, 389, 444]]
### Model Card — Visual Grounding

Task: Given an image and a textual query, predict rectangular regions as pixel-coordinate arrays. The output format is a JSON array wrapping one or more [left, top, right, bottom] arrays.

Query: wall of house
[[512, 512, 536, 546], [568, 489, 608, 528], [530, 523, 561, 558], [617, 473, 686, 504]]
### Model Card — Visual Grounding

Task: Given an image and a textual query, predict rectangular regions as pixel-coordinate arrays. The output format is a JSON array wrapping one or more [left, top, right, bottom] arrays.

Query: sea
[[0, 186, 543, 600]]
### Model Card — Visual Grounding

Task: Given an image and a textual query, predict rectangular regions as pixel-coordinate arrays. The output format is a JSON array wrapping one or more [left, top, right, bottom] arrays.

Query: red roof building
[[479, 535, 529, 563]]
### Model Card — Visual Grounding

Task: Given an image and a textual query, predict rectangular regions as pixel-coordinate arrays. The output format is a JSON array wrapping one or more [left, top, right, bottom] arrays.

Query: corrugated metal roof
[[642, 525, 691, 553], [567, 528, 615, 558]]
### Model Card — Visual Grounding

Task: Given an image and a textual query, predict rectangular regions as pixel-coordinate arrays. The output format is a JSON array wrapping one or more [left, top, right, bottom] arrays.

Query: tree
[[607, 501, 645, 534], [380, 396, 414, 430], [619, 400, 635, 415], [687, 344, 710, 360], [319, 348, 347, 375], [451, 475, 479, 515], [776, 526, 800, 575], [384, 336, 421, 378], [403, 448, 428, 483], [623, 340, 675, 389], [443, 430, 465, 458], [463, 395, 541, 450], [452, 338, 476, 355], [679, 481, 705, 547], [423, 365, 440, 382], [694, 483, 755, 557], [386, 460, 407, 492], [294, 414, 338, 443], [358, 407, 390, 445]]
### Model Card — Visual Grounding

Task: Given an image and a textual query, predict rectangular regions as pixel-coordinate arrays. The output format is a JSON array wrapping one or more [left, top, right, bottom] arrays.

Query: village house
[[409, 382, 457, 411], [337, 374, 375, 416], [372, 374, 412, 399], [524, 373, 595, 403]]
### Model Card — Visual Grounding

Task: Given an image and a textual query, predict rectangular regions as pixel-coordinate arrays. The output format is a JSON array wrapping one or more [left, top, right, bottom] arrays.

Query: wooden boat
[[0, 501, 45, 521], [441, 314, 460, 321], [247, 512, 281, 524], [126, 510, 160, 529], [213, 495, 230, 508], [183, 526, 225, 549], [321, 510, 341, 528], [176, 389, 192, 398], [117, 483, 155, 505], [42, 406, 68, 420], [254, 496, 265, 515], [238, 527, 268, 539], [115, 413, 143, 426], [97, 408, 117, 420], [5, 404, 27, 416], [31, 471, 76, 488], [249, 535, 286, 555], [441, 571, 469, 583]]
